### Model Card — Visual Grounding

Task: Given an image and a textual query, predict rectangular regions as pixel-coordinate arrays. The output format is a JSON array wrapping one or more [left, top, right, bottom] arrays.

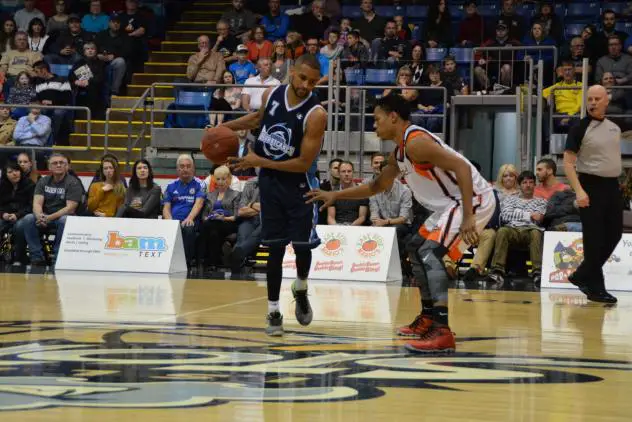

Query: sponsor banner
[[541, 231, 632, 292], [282, 225, 401, 282], [55, 216, 188, 274]]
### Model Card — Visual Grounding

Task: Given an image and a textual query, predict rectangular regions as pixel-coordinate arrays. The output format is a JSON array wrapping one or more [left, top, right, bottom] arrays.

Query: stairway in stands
[[66, 1, 225, 172]]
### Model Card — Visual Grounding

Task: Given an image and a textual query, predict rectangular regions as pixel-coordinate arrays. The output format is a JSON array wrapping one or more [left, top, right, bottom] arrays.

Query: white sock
[[268, 301, 280, 314], [294, 278, 308, 291]]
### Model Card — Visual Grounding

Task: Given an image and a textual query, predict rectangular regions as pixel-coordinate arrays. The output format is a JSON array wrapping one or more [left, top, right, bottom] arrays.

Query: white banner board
[[541, 231, 632, 292], [282, 225, 402, 282], [55, 216, 188, 274]]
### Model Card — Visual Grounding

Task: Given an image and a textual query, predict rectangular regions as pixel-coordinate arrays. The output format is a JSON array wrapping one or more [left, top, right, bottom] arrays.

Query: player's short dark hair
[[294, 52, 321, 71], [329, 157, 342, 168], [339, 160, 354, 170], [375, 93, 412, 121], [518, 170, 536, 184], [537, 157, 557, 175]]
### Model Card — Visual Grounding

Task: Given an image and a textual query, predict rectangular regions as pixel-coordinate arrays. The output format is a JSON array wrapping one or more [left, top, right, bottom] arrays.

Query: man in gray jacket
[[595, 35, 632, 85]]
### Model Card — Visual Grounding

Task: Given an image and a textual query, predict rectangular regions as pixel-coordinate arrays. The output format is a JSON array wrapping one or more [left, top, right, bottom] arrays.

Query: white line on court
[[152, 296, 268, 322]]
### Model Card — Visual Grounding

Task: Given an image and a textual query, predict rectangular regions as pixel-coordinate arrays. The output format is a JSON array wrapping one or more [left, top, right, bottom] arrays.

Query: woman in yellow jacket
[[87, 156, 126, 217]]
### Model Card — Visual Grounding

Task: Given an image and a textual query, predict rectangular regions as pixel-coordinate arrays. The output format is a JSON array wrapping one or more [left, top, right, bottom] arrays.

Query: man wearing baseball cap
[[228, 44, 256, 84], [46, 15, 90, 65], [473, 19, 521, 90]]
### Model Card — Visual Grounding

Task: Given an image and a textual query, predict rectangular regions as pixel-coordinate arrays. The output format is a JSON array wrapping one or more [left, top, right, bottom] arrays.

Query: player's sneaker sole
[[291, 282, 313, 326], [404, 327, 456, 354], [265, 312, 284, 336]]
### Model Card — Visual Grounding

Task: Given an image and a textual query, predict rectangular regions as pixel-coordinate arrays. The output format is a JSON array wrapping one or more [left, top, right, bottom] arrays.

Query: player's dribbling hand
[[576, 190, 590, 207], [460, 215, 479, 246], [304, 189, 336, 211], [227, 150, 261, 171]]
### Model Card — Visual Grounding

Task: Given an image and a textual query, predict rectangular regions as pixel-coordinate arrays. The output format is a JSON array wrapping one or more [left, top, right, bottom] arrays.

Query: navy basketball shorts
[[258, 173, 320, 251]]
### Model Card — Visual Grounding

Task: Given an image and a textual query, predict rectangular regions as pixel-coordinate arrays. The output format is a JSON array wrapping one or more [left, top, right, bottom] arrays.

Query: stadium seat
[[477, 4, 498, 17], [619, 22, 632, 36], [553, 3, 566, 16], [365, 68, 396, 84], [341, 5, 362, 18], [176, 91, 212, 108], [565, 23, 586, 38], [50, 64, 72, 78], [566, 2, 600, 17], [165, 90, 211, 129], [375, 6, 395, 17], [450, 48, 473, 64], [606, 3, 625, 15], [515, 3, 535, 17], [449, 4, 465, 20], [426, 48, 448, 62], [407, 6, 428, 18], [344, 68, 365, 85]]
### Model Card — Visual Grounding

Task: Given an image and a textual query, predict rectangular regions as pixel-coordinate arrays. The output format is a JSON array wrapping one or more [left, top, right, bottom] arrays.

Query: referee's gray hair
[[176, 154, 195, 168]]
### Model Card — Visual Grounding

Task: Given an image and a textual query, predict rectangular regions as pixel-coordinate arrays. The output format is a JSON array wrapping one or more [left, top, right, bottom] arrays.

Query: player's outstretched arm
[[221, 88, 273, 132], [305, 153, 399, 210]]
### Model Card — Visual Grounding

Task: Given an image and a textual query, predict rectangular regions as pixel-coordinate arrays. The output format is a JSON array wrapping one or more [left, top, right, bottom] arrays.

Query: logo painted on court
[[356, 233, 384, 258], [0, 321, 628, 411]]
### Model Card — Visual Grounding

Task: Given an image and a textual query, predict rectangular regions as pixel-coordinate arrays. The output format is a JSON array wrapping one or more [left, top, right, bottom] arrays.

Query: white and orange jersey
[[395, 124, 493, 213]]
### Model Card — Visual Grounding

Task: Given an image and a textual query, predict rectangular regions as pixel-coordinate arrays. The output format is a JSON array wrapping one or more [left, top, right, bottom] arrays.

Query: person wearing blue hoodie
[[261, 0, 289, 41]]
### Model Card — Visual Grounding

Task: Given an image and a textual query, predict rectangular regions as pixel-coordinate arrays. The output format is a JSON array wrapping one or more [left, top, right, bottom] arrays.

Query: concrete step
[[167, 30, 214, 42], [60, 146, 142, 162], [111, 96, 174, 110], [182, 10, 223, 20], [74, 120, 163, 135], [109, 108, 166, 121], [69, 133, 151, 149], [144, 62, 187, 74], [132, 73, 186, 85], [162, 41, 197, 52], [150, 50, 196, 62], [127, 84, 173, 97], [174, 21, 220, 32]]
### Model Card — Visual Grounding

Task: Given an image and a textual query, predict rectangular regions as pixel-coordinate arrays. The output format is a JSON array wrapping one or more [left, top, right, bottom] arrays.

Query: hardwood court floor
[[0, 269, 631, 421]]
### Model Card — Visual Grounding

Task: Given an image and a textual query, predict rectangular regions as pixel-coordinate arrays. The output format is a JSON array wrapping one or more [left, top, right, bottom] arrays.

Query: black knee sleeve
[[295, 248, 312, 280], [266, 246, 285, 301]]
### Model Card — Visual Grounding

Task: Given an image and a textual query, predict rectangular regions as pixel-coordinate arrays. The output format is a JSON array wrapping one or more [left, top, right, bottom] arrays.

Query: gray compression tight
[[406, 234, 450, 303]]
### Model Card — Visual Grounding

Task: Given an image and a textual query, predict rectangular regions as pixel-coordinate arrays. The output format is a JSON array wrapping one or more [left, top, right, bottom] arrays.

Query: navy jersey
[[254, 85, 324, 181]]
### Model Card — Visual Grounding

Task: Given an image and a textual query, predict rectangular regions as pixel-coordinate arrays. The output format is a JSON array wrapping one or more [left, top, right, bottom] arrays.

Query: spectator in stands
[[531, 1, 562, 44], [46, 0, 70, 37], [231, 130, 255, 176], [261, 0, 289, 42], [13, 103, 51, 146], [221, 0, 257, 41], [95, 15, 130, 95], [519, 21, 555, 66], [82, 0, 110, 34], [87, 155, 125, 217], [408, 43, 425, 85], [393, 15, 410, 41], [581, 24, 599, 63], [320, 157, 341, 191], [535, 158, 568, 200], [375, 20, 409, 67], [116, 158, 161, 219], [90, 153, 128, 187], [14, 0, 46, 32], [17, 152, 39, 183], [462, 163, 519, 282], [327, 161, 368, 226], [353, 0, 386, 45], [543, 60, 582, 128], [45, 15, 87, 65], [32, 60, 72, 144], [369, 161, 412, 256], [209, 70, 241, 127], [415, 65, 449, 132], [487, 170, 547, 286], [203, 163, 242, 193], [271, 39, 291, 82], [595, 10, 628, 59], [198, 165, 241, 270], [458, 0, 484, 47], [543, 189, 581, 232], [27, 18, 48, 54], [336, 17, 351, 47], [16, 152, 82, 266], [242, 57, 280, 112], [162, 154, 205, 267], [229, 44, 256, 84], [474, 21, 521, 90], [119, 0, 148, 75], [559, 37, 590, 81], [321, 29, 342, 59], [0, 19, 17, 56], [343, 30, 369, 69], [213, 19, 239, 63], [230, 175, 261, 279], [602, 71, 630, 131], [186, 35, 226, 85], [441, 56, 465, 96], [383, 66, 418, 106], [0, 32, 42, 80], [0, 104, 15, 144], [498, 0, 525, 42], [305, 37, 329, 85], [362, 152, 385, 183], [0, 161, 34, 264], [295, 0, 330, 43], [7, 71, 35, 105], [246, 25, 273, 62], [425, 0, 452, 48], [595, 35, 632, 85], [285, 30, 305, 60], [70, 42, 105, 119]]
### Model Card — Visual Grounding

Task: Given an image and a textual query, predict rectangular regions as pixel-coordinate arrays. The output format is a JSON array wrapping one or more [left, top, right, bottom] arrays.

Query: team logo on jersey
[[321, 233, 346, 257], [259, 123, 295, 159], [0, 321, 627, 411], [356, 233, 384, 258]]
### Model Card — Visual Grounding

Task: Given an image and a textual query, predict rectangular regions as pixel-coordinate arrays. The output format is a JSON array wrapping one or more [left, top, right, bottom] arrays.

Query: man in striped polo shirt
[[563, 85, 622, 304]]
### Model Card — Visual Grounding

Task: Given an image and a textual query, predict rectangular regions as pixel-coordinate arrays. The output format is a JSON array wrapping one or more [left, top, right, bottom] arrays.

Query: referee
[[563, 85, 622, 304]]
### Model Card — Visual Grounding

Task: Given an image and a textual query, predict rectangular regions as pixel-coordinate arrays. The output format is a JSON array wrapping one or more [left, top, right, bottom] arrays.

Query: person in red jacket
[[458, 0, 485, 47]]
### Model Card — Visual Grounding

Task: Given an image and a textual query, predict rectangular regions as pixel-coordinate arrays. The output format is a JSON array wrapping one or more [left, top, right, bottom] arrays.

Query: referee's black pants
[[574, 173, 623, 291]]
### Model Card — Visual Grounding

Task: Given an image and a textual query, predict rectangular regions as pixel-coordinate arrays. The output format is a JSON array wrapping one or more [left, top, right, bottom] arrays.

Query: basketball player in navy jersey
[[224, 54, 326, 336]]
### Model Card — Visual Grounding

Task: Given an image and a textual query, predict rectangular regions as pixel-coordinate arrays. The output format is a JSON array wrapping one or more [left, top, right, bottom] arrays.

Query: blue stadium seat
[[374, 6, 395, 17], [553, 3, 566, 16], [515, 3, 535, 17], [565, 23, 586, 38], [365, 68, 396, 84], [449, 4, 465, 20], [618, 22, 632, 36], [344, 68, 365, 85], [426, 48, 448, 62], [566, 2, 600, 17], [606, 3, 625, 15], [450, 48, 473, 64], [407, 6, 428, 18], [341, 5, 362, 18], [477, 4, 498, 17], [176, 91, 212, 108], [49, 64, 72, 77]]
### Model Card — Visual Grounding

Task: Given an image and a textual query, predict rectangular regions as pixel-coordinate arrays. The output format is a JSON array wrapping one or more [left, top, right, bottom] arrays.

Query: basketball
[[201, 126, 240, 165]]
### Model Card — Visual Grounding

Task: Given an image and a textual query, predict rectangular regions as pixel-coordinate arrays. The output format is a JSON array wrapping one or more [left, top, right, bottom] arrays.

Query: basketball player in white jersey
[[306, 93, 496, 353]]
